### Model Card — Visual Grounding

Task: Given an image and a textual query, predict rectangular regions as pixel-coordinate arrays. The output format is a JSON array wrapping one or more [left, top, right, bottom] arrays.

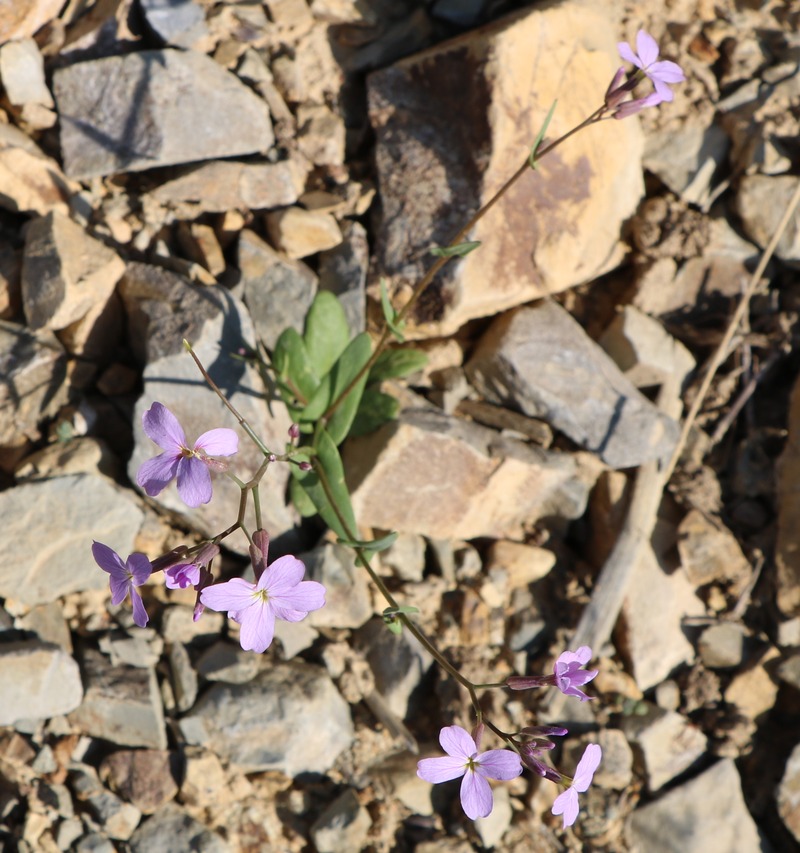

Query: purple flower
[[554, 646, 599, 702], [199, 555, 325, 653], [416, 726, 523, 820], [517, 726, 568, 781], [164, 562, 202, 590], [137, 402, 238, 508], [618, 30, 685, 103], [551, 743, 602, 829], [92, 542, 152, 627]]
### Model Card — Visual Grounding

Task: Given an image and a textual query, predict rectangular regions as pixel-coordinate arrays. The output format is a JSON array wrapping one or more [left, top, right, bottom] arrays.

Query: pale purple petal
[[238, 600, 276, 653], [194, 428, 239, 457], [165, 562, 201, 590], [573, 744, 602, 792], [459, 769, 493, 820], [635, 29, 659, 67], [271, 580, 326, 615], [417, 755, 467, 784], [127, 553, 153, 586], [557, 646, 592, 668], [142, 403, 186, 451], [137, 452, 180, 496], [200, 578, 256, 614], [439, 726, 478, 761], [176, 456, 213, 507], [475, 749, 523, 781], [652, 77, 675, 102], [552, 787, 579, 828], [130, 588, 149, 627], [270, 604, 309, 623], [649, 59, 685, 84], [92, 542, 128, 578], [108, 575, 130, 606], [261, 555, 306, 593], [617, 40, 641, 68]]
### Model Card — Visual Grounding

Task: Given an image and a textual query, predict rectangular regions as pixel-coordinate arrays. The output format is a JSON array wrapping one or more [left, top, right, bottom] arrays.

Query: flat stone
[[100, 750, 178, 815], [160, 605, 224, 644], [70, 765, 142, 840], [167, 641, 198, 712], [368, 4, 642, 337], [310, 789, 371, 853], [484, 540, 556, 588], [697, 623, 749, 669], [21, 211, 125, 331], [379, 531, 426, 583], [195, 640, 265, 684], [303, 543, 373, 630], [15, 602, 73, 652], [736, 174, 800, 262], [466, 302, 679, 469], [128, 803, 227, 853], [140, 0, 209, 48], [0, 641, 83, 726], [0, 474, 143, 606], [53, 49, 274, 179], [265, 206, 342, 259], [778, 741, 800, 844], [238, 228, 318, 350], [593, 728, 634, 790], [677, 509, 751, 589], [0, 38, 54, 107], [627, 759, 762, 853], [724, 648, 780, 719], [179, 662, 353, 774], [0, 0, 64, 41], [343, 404, 595, 540], [69, 650, 167, 750]]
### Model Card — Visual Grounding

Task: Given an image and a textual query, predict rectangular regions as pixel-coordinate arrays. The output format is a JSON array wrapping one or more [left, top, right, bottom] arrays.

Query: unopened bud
[[288, 423, 300, 440], [298, 461, 312, 472]]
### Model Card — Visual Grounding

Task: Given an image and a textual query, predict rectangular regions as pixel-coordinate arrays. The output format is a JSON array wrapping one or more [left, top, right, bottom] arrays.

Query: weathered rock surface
[[0, 641, 83, 726], [100, 750, 178, 815], [310, 789, 372, 853], [140, 0, 210, 48], [736, 174, 800, 262], [128, 803, 227, 853], [677, 509, 751, 590], [179, 662, 353, 774], [778, 741, 800, 844], [0, 474, 143, 606], [318, 220, 368, 336], [776, 370, 800, 616], [466, 302, 679, 469], [303, 543, 373, 630], [368, 4, 643, 336], [53, 49, 274, 178], [265, 206, 343, 259], [0, 0, 64, 42], [0, 126, 73, 214]]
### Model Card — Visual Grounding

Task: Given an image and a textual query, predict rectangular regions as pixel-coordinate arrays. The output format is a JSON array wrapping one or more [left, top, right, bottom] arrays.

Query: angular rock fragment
[[310, 789, 372, 853], [0, 125, 74, 215], [778, 742, 800, 844], [53, 50, 274, 178], [140, 0, 209, 48], [0, 0, 64, 42], [70, 765, 142, 840], [318, 220, 368, 336], [677, 509, 751, 590], [128, 803, 227, 853], [265, 206, 342, 259], [736, 174, 800, 262], [776, 371, 800, 616], [100, 750, 178, 815], [466, 302, 679, 469], [303, 543, 373, 630], [0, 38, 55, 128]]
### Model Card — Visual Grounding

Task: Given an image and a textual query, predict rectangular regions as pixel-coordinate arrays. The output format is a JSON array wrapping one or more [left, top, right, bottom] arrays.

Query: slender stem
[[473, 681, 508, 689]]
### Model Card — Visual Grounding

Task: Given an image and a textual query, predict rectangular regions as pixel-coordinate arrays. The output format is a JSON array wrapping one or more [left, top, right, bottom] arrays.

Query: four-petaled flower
[[610, 29, 685, 118], [200, 555, 325, 653], [551, 743, 602, 829], [137, 402, 238, 508], [164, 561, 202, 590], [417, 726, 523, 820], [554, 646, 599, 702], [92, 542, 152, 627]]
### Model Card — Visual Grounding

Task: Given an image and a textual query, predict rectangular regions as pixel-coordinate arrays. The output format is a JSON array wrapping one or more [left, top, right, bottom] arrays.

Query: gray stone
[[318, 220, 368, 336], [160, 605, 224, 645], [273, 618, 318, 659], [238, 228, 317, 351], [179, 662, 353, 774], [304, 543, 373, 630], [736, 174, 800, 263], [70, 765, 142, 841], [128, 803, 226, 853], [140, 0, 209, 48], [777, 653, 800, 691], [69, 651, 167, 749], [777, 741, 800, 843], [380, 531, 426, 583], [593, 728, 634, 790], [310, 789, 371, 853], [15, 601, 72, 652], [0, 474, 143, 606], [195, 640, 264, 684], [0, 641, 83, 726], [167, 642, 198, 712], [475, 786, 512, 847], [0, 320, 68, 446], [627, 759, 763, 852], [466, 302, 679, 469], [53, 49, 273, 178], [100, 630, 163, 668], [76, 833, 116, 853]]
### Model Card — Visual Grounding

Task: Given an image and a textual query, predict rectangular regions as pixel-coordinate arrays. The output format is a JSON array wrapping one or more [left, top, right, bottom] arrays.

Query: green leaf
[[289, 476, 318, 517], [382, 605, 420, 634], [272, 328, 318, 402], [429, 240, 481, 258], [290, 428, 356, 541], [369, 348, 428, 382], [298, 373, 332, 422], [325, 332, 373, 445], [350, 388, 399, 437], [529, 99, 558, 170], [337, 532, 398, 553], [304, 291, 350, 378], [380, 277, 405, 343]]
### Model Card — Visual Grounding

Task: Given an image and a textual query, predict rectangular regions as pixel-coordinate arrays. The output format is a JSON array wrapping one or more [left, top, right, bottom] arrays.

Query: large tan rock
[[368, 2, 643, 337], [0, 0, 65, 43]]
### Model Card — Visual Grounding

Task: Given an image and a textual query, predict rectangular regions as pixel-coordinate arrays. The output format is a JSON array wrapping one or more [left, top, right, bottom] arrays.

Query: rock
[[121, 264, 295, 551], [622, 705, 707, 792], [76, 833, 116, 853], [179, 662, 353, 774], [0, 641, 83, 726], [140, 0, 209, 48], [270, 23, 342, 104], [318, 220, 368, 336], [0, 321, 67, 447], [53, 50, 274, 179], [0, 474, 143, 606], [724, 648, 780, 719], [296, 103, 346, 166], [100, 750, 178, 815], [310, 789, 371, 853], [475, 786, 512, 846], [368, 4, 642, 337], [161, 605, 224, 644], [0, 0, 64, 41], [176, 222, 225, 277], [273, 618, 318, 659], [593, 728, 634, 790], [776, 371, 800, 616], [778, 742, 800, 844], [303, 543, 373, 630], [128, 803, 227, 853], [697, 623, 750, 669], [238, 228, 318, 351], [15, 436, 117, 482], [265, 206, 343, 259], [69, 650, 167, 750], [70, 765, 142, 841], [149, 158, 308, 216], [599, 306, 696, 390], [677, 509, 751, 589], [0, 38, 54, 113], [380, 531, 426, 583], [15, 602, 73, 652], [617, 545, 704, 692], [736, 174, 800, 262], [466, 302, 679, 469], [778, 653, 800, 691], [21, 212, 125, 332], [100, 630, 163, 668], [484, 540, 556, 589], [627, 759, 762, 852], [344, 404, 596, 540], [195, 640, 265, 684]]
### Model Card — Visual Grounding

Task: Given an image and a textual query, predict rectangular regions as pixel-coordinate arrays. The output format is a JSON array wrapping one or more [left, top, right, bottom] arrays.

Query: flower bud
[[288, 423, 300, 440]]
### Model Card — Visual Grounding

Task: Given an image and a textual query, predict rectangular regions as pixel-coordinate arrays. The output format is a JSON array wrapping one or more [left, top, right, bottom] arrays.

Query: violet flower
[[163, 543, 220, 591], [551, 743, 602, 829], [92, 542, 152, 627], [137, 402, 238, 508], [517, 725, 568, 782], [417, 726, 523, 820], [506, 646, 598, 702]]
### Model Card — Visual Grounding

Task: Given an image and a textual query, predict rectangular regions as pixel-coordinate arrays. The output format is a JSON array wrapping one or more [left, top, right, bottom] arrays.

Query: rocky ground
[[1, 0, 800, 851]]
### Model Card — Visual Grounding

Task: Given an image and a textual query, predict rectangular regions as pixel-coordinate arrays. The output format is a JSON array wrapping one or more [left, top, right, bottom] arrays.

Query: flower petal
[[617, 40, 640, 68], [164, 562, 201, 590], [109, 575, 130, 606], [573, 743, 602, 792], [648, 59, 685, 84], [142, 403, 186, 451], [238, 600, 276, 653], [460, 769, 493, 820], [556, 646, 592, 668], [439, 726, 477, 761], [475, 749, 523, 781], [137, 452, 180, 497], [92, 542, 128, 578], [635, 29, 659, 67], [417, 755, 466, 784], [552, 787, 579, 829], [652, 77, 675, 102], [127, 553, 153, 586], [194, 428, 239, 457], [200, 578, 256, 614], [176, 457, 213, 507], [271, 580, 326, 615], [261, 555, 306, 593], [130, 588, 150, 628]]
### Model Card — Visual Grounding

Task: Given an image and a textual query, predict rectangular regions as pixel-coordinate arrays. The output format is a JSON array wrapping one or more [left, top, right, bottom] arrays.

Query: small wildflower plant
[[90, 27, 684, 834]]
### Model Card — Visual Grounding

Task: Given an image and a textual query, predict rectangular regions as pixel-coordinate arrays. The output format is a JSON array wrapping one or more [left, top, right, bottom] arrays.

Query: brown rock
[[776, 371, 800, 616], [484, 540, 556, 588], [677, 509, 751, 590], [265, 206, 342, 259], [724, 647, 780, 719], [296, 103, 346, 166], [0, 0, 64, 41], [101, 750, 178, 814]]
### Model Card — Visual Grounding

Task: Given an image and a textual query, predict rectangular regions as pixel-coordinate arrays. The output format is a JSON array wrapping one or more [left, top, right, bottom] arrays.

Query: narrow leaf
[[304, 291, 350, 378], [529, 99, 558, 169], [272, 328, 318, 402], [325, 332, 373, 445], [429, 240, 481, 258], [369, 348, 428, 382], [338, 532, 399, 553], [289, 476, 319, 517], [380, 277, 406, 342]]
